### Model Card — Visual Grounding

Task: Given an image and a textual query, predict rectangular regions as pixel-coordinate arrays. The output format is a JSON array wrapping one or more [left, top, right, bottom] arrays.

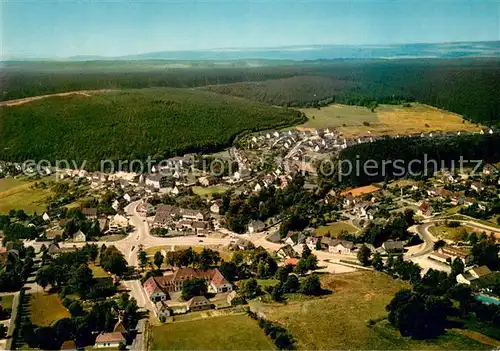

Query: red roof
[[284, 258, 299, 266], [95, 332, 125, 343]]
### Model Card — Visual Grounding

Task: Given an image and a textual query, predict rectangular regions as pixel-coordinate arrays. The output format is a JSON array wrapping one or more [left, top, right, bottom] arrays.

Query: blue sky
[[2, 0, 499, 58]]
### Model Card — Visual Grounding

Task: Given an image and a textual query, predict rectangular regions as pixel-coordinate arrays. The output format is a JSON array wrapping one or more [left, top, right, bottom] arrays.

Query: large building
[[143, 267, 232, 302]]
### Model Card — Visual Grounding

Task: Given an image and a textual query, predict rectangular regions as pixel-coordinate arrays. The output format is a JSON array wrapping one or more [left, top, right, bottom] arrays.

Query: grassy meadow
[[0, 177, 52, 214], [298, 104, 378, 129], [28, 293, 70, 326], [315, 221, 359, 237], [150, 314, 274, 350], [250, 271, 491, 350]]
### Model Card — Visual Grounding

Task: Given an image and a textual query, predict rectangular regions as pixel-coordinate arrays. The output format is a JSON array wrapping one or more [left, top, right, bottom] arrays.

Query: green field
[[150, 314, 275, 350], [315, 221, 359, 237], [192, 185, 229, 197], [0, 88, 304, 167], [250, 271, 490, 350], [0, 177, 53, 214], [28, 293, 70, 326], [299, 104, 378, 128], [0, 294, 14, 310]]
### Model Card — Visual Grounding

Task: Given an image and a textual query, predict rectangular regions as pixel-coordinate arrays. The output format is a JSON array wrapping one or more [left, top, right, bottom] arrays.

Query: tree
[[450, 257, 465, 277], [433, 240, 446, 251], [68, 301, 84, 316], [181, 278, 208, 301], [302, 245, 312, 259], [138, 250, 148, 271], [219, 261, 238, 282], [199, 248, 221, 269], [357, 244, 371, 266], [153, 251, 164, 270], [283, 274, 300, 293], [306, 254, 318, 271], [315, 239, 322, 250], [301, 274, 322, 296], [295, 258, 309, 275], [372, 253, 384, 271], [240, 278, 262, 299], [276, 266, 291, 283], [270, 283, 284, 302], [468, 232, 478, 245], [68, 264, 94, 297], [102, 253, 128, 276]]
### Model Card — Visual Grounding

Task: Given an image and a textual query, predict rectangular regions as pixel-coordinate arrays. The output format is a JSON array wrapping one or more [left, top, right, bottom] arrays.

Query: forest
[[0, 88, 305, 167], [331, 134, 500, 187], [1, 58, 499, 126]]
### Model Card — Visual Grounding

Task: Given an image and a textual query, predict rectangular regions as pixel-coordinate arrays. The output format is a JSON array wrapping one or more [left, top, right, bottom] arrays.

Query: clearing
[[250, 271, 490, 350], [149, 314, 274, 350], [337, 103, 481, 138], [315, 221, 359, 237], [0, 89, 115, 107], [28, 293, 70, 326], [0, 294, 14, 310], [0, 177, 53, 214], [298, 104, 378, 129], [192, 185, 229, 197], [89, 264, 111, 279]]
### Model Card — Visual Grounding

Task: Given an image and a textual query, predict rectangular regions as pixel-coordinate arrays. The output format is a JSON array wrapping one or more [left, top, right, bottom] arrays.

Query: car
[[131, 246, 135, 251], [198, 239, 204, 242]]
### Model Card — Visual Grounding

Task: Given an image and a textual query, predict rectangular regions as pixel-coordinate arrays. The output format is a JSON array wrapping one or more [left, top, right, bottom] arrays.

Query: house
[[199, 176, 217, 187], [145, 174, 170, 189], [418, 201, 433, 217], [47, 243, 61, 255], [188, 295, 211, 311], [210, 201, 221, 214], [276, 244, 300, 259], [254, 183, 262, 193], [109, 214, 129, 232], [123, 193, 132, 202], [343, 194, 357, 208], [456, 266, 498, 287], [98, 217, 109, 232], [152, 205, 180, 228], [82, 208, 98, 219], [112, 199, 120, 212], [192, 221, 209, 235], [44, 228, 62, 241], [471, 181, 485, 192], [248, 220, 265, 233], [154, 300, 173, 320], [354, 202, 377, 220], [226, 290, 244, 306], [381, 240, 404, 253], [440, 245, 470, 265], [42, 212, 50, 222], [73, 230, 87, 243], [180, 209, 204, 222], [328, 240, 354, 254], [94, 332, 126, 348]]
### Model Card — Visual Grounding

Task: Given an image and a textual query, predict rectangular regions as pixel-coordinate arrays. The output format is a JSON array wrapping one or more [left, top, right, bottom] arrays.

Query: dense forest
[[1, 58, 499, 126], [330, 134, 500, 187], [0, 88, 305, 167]]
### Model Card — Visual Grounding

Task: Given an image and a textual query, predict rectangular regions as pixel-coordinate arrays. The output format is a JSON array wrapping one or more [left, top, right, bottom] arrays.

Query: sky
[[1, 0, 499, 59]]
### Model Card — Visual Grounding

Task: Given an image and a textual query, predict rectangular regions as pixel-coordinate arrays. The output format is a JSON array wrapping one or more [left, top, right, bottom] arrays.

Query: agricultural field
[[315, 221, 359, 237], [250, 271, 490, 350], [341, 185, 380, 197], [28, 293, 70, 327], [0, 88, 304, 167], [337, 104, 481, 138], [0, 177, 53, 214], [149, 314, 274, 350], [298, 104, 378, 129]]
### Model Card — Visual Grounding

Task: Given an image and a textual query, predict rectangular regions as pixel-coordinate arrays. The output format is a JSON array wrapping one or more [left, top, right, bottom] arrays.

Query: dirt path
[[452, 328, 500, 347], [0, 89, 116, 107]]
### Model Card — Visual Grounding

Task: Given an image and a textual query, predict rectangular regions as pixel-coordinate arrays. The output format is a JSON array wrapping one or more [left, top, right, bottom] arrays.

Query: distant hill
[[0, 88, 305, 167]]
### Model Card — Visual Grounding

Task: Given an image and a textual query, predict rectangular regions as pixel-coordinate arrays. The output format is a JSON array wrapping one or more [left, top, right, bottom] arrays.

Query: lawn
[[0, 177, 53, 214], [298, 104, 378, 129], [316, 221, 359, 237], [150, 314, 274, 350], [430, 225, 467, 241], [89, 264, 111, 279], [0, 294, 14, 310], [250, 271, 490, 350], [192, 185, 229, 197], [28, 293, 70, 326], [337, 103, 480, 138]]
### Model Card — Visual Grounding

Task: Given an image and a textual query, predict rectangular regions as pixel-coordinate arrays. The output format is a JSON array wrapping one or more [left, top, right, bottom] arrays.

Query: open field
[[250, 271, 490, 350], [0, 178, 53, 214], [298, 104, 378, 128], [89, 264, 111, 279], [337, 104, 481, 138], [315, 221, 359, 237], [0, 295, 14, 311], [28, 293, 70, 326], [150, 314, 274, 350], [192, 185, 229, 197], [341, 184, 380, 197]]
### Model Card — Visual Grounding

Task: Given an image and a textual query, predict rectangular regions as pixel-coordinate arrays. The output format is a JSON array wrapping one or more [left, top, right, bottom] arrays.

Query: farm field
[[0, 177, 53, 214], [149, 314, 274, 350], [250, 271, 490, 350], [298, 104, 378, 129], [28, 293, 70, 326], [341, 184, 380, 197], [337, 104, 481, 138], [315, 221, 359, 237], [0, 88, 304, 167]]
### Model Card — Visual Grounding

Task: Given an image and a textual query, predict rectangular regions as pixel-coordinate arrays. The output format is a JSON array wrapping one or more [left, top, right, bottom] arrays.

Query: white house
[[94, 332, 126, 348], [456, 266, 494, 286], [73, 230, 87, 243], [42, 212, 51, 222], [248, 220, 265, 233], [123, 193, 132, 202]]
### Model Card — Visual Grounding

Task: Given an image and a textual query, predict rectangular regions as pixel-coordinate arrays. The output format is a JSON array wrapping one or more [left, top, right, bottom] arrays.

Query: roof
[[284, 258, 299, 265], [382, 240, 404, 251], [188, 295, 210, 307], [470, 265, 492, 277], [277, 244, 299, 258], [113, 320, 127, 333], [209, 269, 229, 288], [95, 332, 126, 343], [82, 208, 97, 216], [61, 340, 77, 350]]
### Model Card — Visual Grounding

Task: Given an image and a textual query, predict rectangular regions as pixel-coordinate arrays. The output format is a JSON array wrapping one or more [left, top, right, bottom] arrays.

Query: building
[[146, 174, 171, 189], [440, 245, 471, 265], [82, 208, 98, 219], [210, 201, 221, 214], [328, 240, 354, 254], [152, 205, 180, 228], [143, 268, 232, 302], [154, 300, 173, 320], [248, 220, 265, 233], [456, 266, 498, 287], [418, 201, 433, 217], [381, 240, 404, 253], [94, 332, 126, 348], [188, 295, 211, 311], [73, 230, 87, 243], [180, 209, 204, 221], [276, 244, 300, 259]]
